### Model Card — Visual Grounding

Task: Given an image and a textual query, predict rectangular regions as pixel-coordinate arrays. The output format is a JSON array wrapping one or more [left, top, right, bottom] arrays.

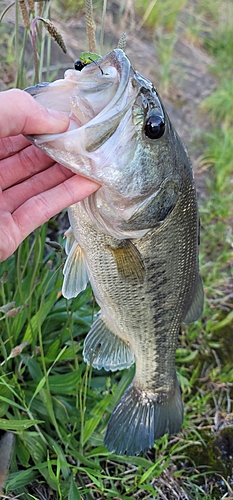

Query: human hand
[[0, 89, 99, 262]]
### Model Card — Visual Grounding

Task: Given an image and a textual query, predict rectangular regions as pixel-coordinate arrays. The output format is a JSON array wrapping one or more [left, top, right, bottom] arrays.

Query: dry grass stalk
[[19, 0, 30, 28], [45, 20, 67, 53], [85, 0, 96, 52], [117, 32, 127, 51]]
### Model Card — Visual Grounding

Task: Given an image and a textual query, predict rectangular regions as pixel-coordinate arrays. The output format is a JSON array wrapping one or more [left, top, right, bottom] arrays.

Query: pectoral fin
[[183, 274, 204, 324], [62, 230, 89, 299], [64, 226, 76, 254], [108, 240, 145, 282], [83, 314, 135, 371]]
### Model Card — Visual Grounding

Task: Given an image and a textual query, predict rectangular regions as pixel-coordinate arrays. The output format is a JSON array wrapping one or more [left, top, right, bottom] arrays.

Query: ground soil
[[53, 3, 216, 197], [0, 0, 217, 259], [0, 1, 216, 198]]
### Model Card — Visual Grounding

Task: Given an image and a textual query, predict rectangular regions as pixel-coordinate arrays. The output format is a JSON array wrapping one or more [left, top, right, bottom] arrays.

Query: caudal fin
[[104, 378, 183, 456]]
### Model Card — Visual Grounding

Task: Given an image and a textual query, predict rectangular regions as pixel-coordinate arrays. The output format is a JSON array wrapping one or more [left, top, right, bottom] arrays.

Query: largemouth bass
[[25, 49, 204, 456]]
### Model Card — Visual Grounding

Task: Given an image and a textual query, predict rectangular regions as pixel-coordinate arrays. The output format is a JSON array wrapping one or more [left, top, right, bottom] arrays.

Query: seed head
[[19, 0, 30, 28], [117, 32, 127, 52], [44, 19, 67, 53], [26, 0, 35, 15]]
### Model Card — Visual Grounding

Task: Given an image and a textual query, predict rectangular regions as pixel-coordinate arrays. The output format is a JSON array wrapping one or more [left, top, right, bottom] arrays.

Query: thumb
[[0, 89, 69, 138]]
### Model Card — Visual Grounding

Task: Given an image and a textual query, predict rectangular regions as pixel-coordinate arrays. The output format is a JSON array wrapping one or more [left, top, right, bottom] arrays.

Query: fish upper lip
[[78, 49, 133, 128]]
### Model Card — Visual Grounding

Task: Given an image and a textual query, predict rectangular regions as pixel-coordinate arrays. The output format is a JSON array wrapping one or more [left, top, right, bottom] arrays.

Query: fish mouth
[[25, 49, 136, 177]]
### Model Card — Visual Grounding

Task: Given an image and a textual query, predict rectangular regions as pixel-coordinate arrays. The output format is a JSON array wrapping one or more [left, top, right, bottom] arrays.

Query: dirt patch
[[54, 5, 216, 197], [0, 1, 216, 245], [1, 2, 216, 197]]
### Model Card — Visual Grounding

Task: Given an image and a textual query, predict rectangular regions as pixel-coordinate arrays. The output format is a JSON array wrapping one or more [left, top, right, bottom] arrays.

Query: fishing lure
[[74, 51, 101, 71]]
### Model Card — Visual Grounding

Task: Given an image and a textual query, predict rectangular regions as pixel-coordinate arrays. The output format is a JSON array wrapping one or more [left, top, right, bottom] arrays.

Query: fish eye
[[74, 60, 85, 71], [144, 114, 165, 139]]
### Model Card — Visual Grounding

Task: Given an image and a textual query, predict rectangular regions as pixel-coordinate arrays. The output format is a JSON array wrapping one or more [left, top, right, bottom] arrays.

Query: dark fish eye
[[144, 114, 165, 139], [74, 60, 85, 71]]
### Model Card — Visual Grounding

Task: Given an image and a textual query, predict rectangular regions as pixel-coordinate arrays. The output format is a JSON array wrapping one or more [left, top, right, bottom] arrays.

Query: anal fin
[[83, 315, 134, 371]]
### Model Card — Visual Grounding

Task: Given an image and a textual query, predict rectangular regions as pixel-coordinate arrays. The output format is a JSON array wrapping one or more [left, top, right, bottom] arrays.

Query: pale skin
[[0, 89, 100, 262]]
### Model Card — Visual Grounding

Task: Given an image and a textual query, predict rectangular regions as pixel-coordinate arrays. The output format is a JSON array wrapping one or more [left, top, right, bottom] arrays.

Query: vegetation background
[[0, 0, 232, 499]]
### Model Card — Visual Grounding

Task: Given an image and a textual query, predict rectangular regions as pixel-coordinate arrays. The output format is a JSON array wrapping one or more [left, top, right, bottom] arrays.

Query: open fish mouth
[[25, 49, 136, 178], [25, 48, 176, 208]]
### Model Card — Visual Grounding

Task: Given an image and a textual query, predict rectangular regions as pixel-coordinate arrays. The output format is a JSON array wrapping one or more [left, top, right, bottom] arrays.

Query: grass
[[0, 0, 233, 499], [135, 0, 188, 31]]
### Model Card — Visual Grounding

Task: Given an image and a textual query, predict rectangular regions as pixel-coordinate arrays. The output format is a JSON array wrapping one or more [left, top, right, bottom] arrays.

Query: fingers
[[0, 143, 55, 190], [13, 174, 100, 230], [0, 135, 30, 160], [0, 89, 69, 138], [0, 212, 22, 263], [0, 175, 99, 262], [3, 163, 75, 212], [0, 88, 100, 262]]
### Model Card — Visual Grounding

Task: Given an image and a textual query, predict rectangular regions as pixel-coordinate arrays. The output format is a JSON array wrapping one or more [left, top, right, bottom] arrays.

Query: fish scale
[[25, 48, 204, 456], [133, 189, 198, 393]]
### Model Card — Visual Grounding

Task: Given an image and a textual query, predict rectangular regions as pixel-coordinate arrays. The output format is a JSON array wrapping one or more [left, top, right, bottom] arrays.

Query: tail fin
[[104, 378, 183, 456], [0, 432, 15, 494]]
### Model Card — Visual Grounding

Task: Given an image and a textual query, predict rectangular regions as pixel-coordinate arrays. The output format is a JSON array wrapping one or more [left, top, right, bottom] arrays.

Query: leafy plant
[[135, 0, 187, 31]]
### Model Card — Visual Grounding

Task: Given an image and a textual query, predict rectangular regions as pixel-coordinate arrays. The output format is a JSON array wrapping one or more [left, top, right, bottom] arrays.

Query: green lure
[[74, 52, 101, 71], [80, 51, 101, 64]]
